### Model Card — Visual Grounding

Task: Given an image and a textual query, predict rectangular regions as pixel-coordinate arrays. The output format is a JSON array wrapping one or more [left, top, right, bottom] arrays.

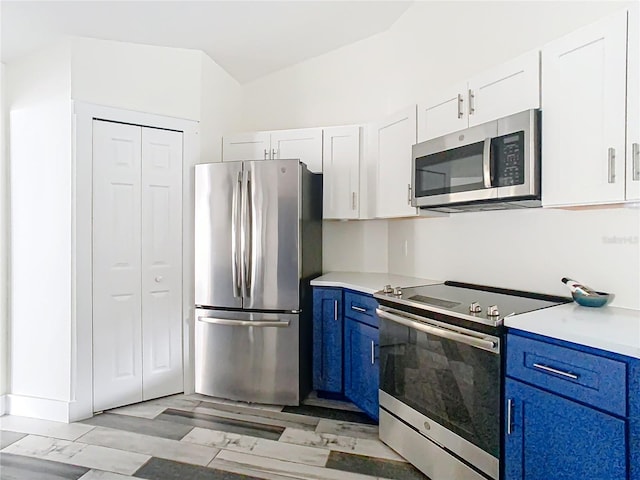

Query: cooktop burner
[[374, 280, 571, 328]]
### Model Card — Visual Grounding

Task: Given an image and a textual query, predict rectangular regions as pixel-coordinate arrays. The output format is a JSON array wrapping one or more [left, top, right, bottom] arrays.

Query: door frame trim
[[72, 101, 199, 422]]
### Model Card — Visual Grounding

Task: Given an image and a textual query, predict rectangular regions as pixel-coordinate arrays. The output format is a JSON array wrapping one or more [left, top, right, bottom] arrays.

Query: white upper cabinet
[[541, 10, 628, 207], [374, 105, 418, 218], [222, 132, 271, 162], [322, 126, 361, 220], [223, 128, 323, 173], [627, 5, 640, 202], [418, 81, 468, 142], [270, 128, 323, 173], [418, 50, 540, 143]]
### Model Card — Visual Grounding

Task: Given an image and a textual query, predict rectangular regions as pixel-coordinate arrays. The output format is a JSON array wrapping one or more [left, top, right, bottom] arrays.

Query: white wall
[[200, 53, 243, 163], [241, 1, 638, 308], [1, 63, 8, 415], [8, 41, 74, 411], [71, 38, 202, 121]]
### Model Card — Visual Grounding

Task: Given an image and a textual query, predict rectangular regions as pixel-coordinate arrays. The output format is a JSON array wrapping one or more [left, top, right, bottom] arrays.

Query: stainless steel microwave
[[411, 109, 541, 212]]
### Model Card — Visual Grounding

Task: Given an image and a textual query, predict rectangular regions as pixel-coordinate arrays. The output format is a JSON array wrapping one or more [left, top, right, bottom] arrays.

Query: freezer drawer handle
[[198, 317, 290, 328]]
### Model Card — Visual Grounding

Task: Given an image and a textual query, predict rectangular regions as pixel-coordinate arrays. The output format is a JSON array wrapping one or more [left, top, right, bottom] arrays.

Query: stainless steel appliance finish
[[411, 109, 540, 212], [375, 281, 569, 480], [194, 159, 322, 405], [195, 308, 300, 405]]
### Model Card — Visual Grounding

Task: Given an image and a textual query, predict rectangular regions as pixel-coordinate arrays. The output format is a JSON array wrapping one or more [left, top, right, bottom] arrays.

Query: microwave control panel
[[494, 131, 525, 187]]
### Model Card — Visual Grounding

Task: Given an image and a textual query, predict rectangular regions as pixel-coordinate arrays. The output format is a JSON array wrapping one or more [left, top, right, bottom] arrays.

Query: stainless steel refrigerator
[[194, 159, 322, 405]]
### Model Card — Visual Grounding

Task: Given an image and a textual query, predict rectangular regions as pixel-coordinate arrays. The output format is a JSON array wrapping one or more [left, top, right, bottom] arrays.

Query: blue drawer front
[[344, 291, 379, 327], [507, 333, 626, 416]]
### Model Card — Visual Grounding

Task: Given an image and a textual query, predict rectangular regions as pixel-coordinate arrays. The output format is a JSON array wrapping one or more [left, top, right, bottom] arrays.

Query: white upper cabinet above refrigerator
[[541, 9, 628, 207], [322, 125, 361, 220], [223, 128, 323, 173], [418, 50, 540, 143]]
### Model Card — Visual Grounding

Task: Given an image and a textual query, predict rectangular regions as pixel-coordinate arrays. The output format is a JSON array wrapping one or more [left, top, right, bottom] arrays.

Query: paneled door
[[140, 127, 183, 400], [93, 120, 183, 412], [93, 121, 143, 412]]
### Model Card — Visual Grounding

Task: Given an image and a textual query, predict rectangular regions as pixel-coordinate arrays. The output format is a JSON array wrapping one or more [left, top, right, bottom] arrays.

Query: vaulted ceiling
[[1, 1, 412, 83]]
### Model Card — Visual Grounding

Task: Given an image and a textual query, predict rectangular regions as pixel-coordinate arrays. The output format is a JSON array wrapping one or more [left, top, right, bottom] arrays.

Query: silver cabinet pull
[[371, 340, 375, 365], [457, 93, 464, 119], [263, 148, 268, 160], [608, 147, 616, 183], [334, 300, 338, 321], [633, 143, 640, 181], [468, 89, 475, 115], [198, 317, 290, 328], [507, 398, 513, 435], [352, 192, 357, 210], [272, 148, 278, 159], [533, 363, 579, 380], [407, 184, 412, 205], [351, 305, 367, 313]]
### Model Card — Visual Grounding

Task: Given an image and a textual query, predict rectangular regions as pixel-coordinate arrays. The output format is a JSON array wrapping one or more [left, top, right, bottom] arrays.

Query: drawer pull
[[533, 363, 579, 380], [334, 300, 338, 321], [351, 305, 367, 313]]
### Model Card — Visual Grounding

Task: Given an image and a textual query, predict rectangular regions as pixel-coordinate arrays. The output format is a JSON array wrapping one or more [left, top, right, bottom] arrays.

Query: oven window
[[414, 141, 485, 197], [380, 318, 500, 457]]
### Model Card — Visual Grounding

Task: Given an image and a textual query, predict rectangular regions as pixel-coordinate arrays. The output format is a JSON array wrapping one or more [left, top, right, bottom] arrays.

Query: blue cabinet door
[[344, 318, 379, 420], [505, 378, 627, 480], [312, 288, 343, 393]]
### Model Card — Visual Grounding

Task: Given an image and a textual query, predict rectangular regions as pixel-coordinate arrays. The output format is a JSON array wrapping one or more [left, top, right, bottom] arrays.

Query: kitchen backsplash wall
[[323, 219, 388, 273], [387, 207, 640, 310]]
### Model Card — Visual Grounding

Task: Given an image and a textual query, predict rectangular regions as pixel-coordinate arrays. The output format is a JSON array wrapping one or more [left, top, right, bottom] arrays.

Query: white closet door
[[93, 120, 143, 412], [141, 127, 183, 400]]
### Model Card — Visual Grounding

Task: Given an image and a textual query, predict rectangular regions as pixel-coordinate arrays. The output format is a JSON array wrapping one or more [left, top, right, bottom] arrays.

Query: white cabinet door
[[468, 50, 540, 127], [222, 132, 271, 162], [141, 127, 183, 400], [417, 81, 468, 142], [322, 126, 360, 219], [271, 127, 323, 173], [375, 106, 418, 218], [627, 6, 640, 201], [92, 120, 143, 412], [542, 10, 627, 207]]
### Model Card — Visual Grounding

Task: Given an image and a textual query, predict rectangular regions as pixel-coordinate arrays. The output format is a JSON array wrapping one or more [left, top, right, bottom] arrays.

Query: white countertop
[[310, 272, 441, 295], [505, 303, 640, 359]]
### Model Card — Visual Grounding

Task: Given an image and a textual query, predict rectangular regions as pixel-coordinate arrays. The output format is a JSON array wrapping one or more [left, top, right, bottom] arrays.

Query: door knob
[[155, 276, 163, 283]]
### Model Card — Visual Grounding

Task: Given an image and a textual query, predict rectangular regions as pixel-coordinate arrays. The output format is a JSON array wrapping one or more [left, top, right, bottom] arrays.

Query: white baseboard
[[0, 394, 6, 416], [7, 394, 71, 422]]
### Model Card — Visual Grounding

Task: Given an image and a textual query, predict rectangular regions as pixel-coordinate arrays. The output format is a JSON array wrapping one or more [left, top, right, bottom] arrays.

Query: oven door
[[377, 306, 501, 479]]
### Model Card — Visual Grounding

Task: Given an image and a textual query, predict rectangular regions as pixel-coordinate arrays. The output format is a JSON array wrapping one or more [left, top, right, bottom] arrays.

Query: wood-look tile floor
[[0, 393, 429, 480]]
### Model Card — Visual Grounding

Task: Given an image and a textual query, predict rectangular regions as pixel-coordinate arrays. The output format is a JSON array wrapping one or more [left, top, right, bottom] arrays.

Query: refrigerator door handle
[[231, 171, 242, 298], [240, 168, 248, 298], [245, 170, 253, 298], [197, 316, 290, 328]]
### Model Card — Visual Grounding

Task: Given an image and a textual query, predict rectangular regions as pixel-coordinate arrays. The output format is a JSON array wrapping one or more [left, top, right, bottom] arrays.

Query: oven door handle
[[376, 308, 499, 354]]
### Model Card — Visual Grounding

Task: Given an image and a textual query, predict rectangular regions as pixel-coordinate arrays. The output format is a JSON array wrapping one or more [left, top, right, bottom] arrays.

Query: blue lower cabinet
[[505, 377, 627, 480], [344, 318, 379, 420], [312, 288, 343, 394]]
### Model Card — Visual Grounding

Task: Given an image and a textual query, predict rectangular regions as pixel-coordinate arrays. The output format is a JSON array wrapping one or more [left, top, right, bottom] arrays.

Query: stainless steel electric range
[[374, 281, 570, 480]]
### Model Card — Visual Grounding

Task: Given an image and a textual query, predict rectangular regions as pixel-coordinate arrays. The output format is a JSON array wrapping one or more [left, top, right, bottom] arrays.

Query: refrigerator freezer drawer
[[195, 309, 300, 405]]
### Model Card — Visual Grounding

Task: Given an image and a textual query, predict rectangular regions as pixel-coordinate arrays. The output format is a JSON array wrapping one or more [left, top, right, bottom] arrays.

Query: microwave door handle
[[483, 138, 492, 188]]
